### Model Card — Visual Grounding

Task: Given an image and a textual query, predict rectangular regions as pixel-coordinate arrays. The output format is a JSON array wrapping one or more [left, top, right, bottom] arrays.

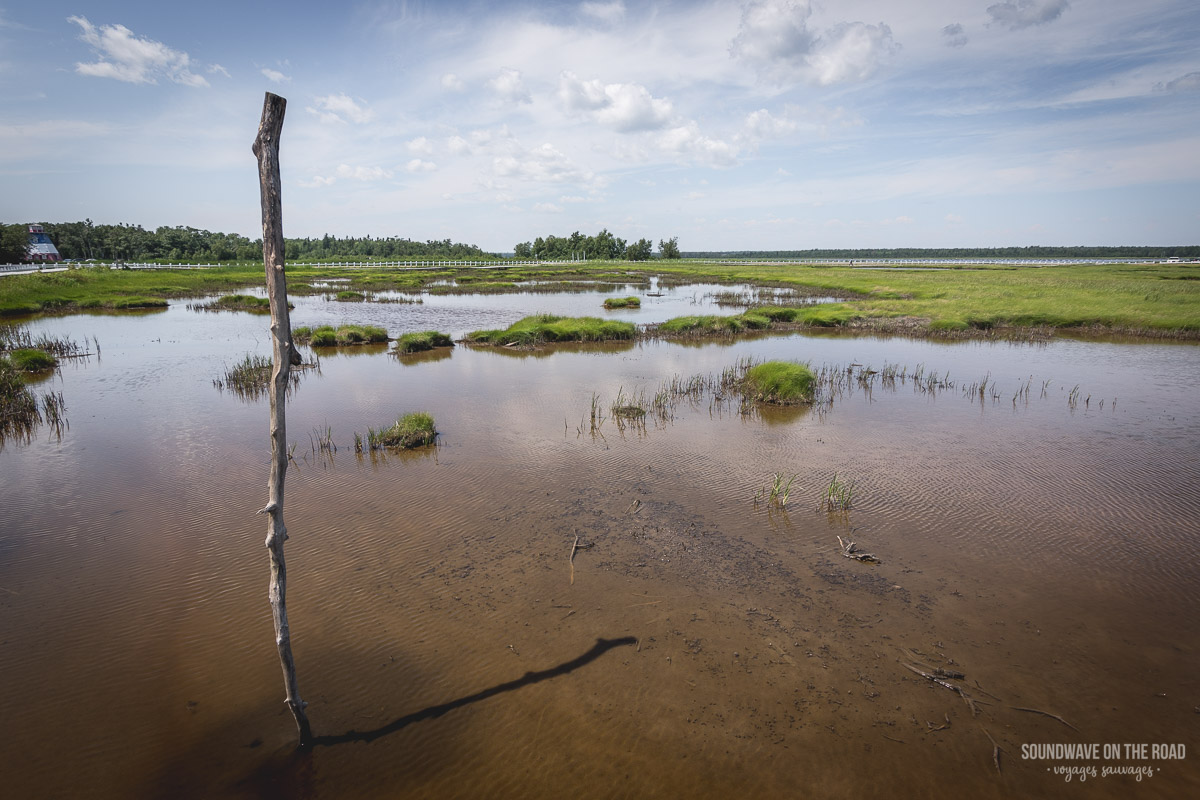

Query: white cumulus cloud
[[557, 71, 674, 132], [306, 93, 375, 124], [488, 68, 531, 104], [656, 123, 738, 168], [493, 142, 597, 187], [68, 15, 208, 87], [406, 136, 435, 155], [441, 73, 465, 91], [260, 68, 290, 84], [728, 0, 897, 87], [405, 159, 437, 173]]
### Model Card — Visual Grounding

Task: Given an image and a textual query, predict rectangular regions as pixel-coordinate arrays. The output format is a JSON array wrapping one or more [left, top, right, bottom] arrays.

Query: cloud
[[656, 122, 738, 167], [579, 1, 625, 23], [532, 202, 563, 212], [405, 159, 437, 173], [728, 0, 897, 86], [447, 135, 471, 155], [67, 15, 208, 87], [260, 68, 290, 84], [1155, 72, 1200, 93], [306, 93, 375, 124], [441, 73, 465, 91], [407, 137, 435, 155], [488, 68, 531, 104], [557, 71, 674, 132], [942, 23, 968, 48], [336, 164, 392, 181], [986, 1, 1070, 31], [493, 142, 598, 186], [208, 64, 231, 78], [741, 108, 797, 140]]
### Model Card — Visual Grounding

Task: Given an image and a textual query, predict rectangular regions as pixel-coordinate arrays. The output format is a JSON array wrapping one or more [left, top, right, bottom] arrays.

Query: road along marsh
[[0, 280, 1198, 799]]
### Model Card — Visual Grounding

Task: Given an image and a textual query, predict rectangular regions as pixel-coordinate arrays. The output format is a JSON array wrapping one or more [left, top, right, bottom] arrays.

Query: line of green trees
[[684, 246, 1200, 259], [512, 230, 680, 261], [1, 220, 495, 263]]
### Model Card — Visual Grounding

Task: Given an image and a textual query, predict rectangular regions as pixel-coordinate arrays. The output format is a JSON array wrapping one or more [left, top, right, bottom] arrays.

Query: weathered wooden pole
[[252, 91, 311, 746]]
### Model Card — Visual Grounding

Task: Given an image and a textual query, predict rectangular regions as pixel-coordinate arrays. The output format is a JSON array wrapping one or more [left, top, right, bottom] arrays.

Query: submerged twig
[[569, 530, 579, 585], [982, 728, 1003, 774], [1010, 706, 1078, 731], [901, 662, 979, 716]]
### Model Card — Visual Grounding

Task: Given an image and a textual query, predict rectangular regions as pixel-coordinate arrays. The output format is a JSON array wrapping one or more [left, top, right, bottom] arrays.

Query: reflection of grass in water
[[0, 357, 41, 443], [358, 412, 437, 451]]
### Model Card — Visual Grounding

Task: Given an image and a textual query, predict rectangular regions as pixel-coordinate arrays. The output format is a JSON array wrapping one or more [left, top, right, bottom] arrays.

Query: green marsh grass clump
[[361, 411, 437, 450], [465, 314, 635, 347], [603, 296, 641, 309], [744, 361, 815, 404], [213, 294, 270, 310], [8, 348, 57, 372], [395, 330, 454, 354], [293, 324, 388, 346], [111, 297, 169, 310], [335, 290, 366, 301]]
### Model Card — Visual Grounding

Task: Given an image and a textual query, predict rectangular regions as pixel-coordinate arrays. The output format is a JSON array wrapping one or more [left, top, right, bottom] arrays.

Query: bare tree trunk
[[252, 91, 311, 746]]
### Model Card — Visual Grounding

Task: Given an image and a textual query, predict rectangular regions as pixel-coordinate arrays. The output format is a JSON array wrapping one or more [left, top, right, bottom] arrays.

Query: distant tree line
[[0, 220, 494, 263], [513, 230, 680, 261], [684, 246, 1200, 259]]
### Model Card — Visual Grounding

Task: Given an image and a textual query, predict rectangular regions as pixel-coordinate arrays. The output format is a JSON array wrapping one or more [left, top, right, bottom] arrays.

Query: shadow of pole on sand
[[309, 636, 638, 748]]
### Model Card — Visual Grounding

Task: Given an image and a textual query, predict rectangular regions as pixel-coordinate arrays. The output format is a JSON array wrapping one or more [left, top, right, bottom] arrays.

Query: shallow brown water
[[1, 292, 1198, 799]]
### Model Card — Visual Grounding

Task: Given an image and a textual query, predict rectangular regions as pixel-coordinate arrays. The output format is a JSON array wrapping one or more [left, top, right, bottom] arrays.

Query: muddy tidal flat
[[1, 284, 1198, 799]]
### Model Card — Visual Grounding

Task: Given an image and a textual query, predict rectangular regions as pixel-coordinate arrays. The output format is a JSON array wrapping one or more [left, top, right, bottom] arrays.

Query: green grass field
[[3, 260, 1197, 336]]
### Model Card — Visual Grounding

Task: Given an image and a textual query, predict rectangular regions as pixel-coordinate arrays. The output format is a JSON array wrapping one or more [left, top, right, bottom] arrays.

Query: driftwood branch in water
[[982, 728, 1004, 774], [253, 91, 311, 747], [837, 535, 879, 563], [1010, 706, 1078, 731]]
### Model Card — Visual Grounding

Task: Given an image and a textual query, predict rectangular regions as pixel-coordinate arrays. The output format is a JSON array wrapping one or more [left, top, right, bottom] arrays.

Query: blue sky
[[2, 0, 1198, 251]]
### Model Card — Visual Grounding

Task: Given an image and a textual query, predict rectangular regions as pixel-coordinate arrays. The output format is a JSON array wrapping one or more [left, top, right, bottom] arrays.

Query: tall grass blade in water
[[822, 473, 855, 512], [0, 357, 41, 444], [212, 353, 308, 400], [755, 472, 798, 508]]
